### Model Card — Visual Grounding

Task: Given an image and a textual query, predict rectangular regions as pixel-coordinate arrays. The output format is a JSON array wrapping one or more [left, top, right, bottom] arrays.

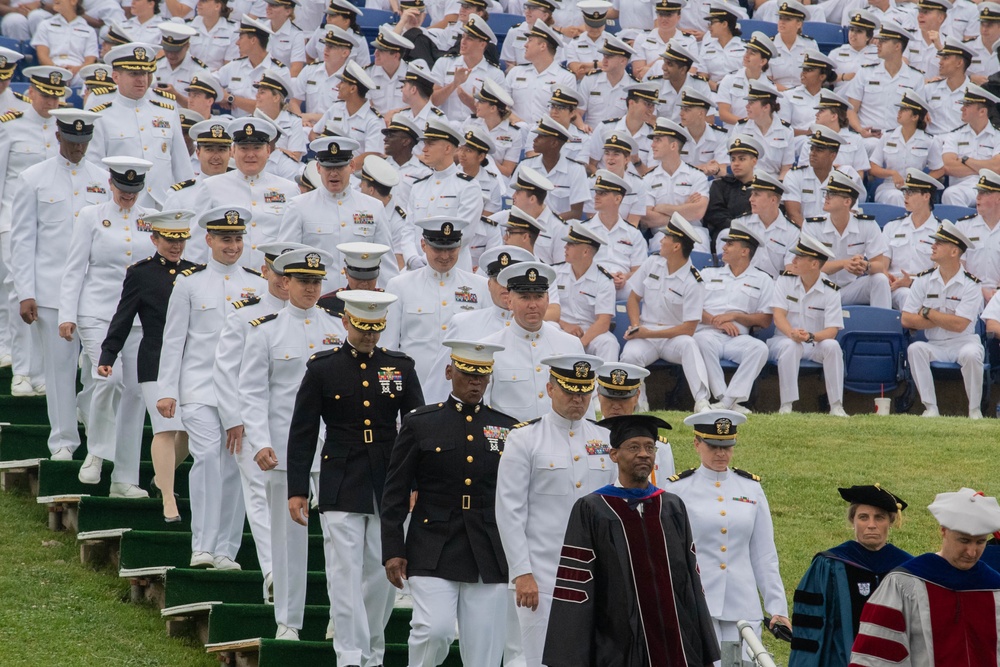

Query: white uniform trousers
[[0, 231, 10, 357], [0, 9, 48, 41], [2, 230, 40, 379], [620, 334, 710, 402], [319, 509, 396, 667], [268, 470, 309, 626], [873, 182, 905, 207], [766, 337, 844, 405], [33, 307, 81, 454], [504, 593, 525, 667], [514, 589, 553, 667], [141, 381, 183, 433], [407, 576, 507, 667], [235, 439, 272, 582], [907, 334, 984, 412], [712, 618, 762, 667], [78, 318, 146, 484], [583, 331, 620, 363], [839, 274, 891, 309], [181, 404, 245, 559], [890, 285, 912, 311], [942, 181, 978, 207], [693, 330, 768, 405]]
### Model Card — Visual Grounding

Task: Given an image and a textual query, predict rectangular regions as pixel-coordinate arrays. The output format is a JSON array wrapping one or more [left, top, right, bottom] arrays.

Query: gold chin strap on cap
[[348, 315, 387, 332], [450, 355, 494, 375]]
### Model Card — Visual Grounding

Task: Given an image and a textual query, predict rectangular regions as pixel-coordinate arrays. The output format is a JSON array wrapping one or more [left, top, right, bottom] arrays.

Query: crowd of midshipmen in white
[[2, 0, 1000, 662]]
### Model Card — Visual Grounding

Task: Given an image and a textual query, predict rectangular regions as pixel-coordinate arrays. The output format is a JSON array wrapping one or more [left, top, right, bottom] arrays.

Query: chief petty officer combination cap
[[443, 340, 505, 375], [105, 42, 160, 72], [663, 212, 703, 245], [336, 241, 392, 280], [901, 168, 944, 192], [562, 221, 609, 249], [418, 216, 468, 248], [596, 361, 649, 398], [381, 114, 422, 141], [598, 414, 672, 448], [310, 135, 361, 167], [750, 169, 785, 194], [790, 232, 836, 261], [256, 242, 311, 270], [23, 66, 71, 97], [273, 248, 334, 278], [976, 168, 1000, 192], [0, 46, 22, 80], [578, 0, 613, 26], [838, 484, 908, 514], [728, 134, 764, 157], [49, 109, 102, 143], [360, 154, 400, 188], [339, 289, 397, 332], [932, 220, 975, 253], [724, 219, 766, 249], [159, 22, 198, 51], [498, 260, 557, 293], [102, 156, 153, 193], [143, 209, 194, 239], [423, 117, 463, 145], [599, 34, 637, 58], [189, 119, 233, 145], [593, 169, 631, 197], [683, 409, 747, 447], [512, 165, 555, 194], [928, 488, 1000, 535], [479, 244, 534, 277], [186, 72, 224, 100], [541, 353, 603, 393], [198, 206, 251, 234], [228, 116, 278, 144], [502, 206, 545, 234]]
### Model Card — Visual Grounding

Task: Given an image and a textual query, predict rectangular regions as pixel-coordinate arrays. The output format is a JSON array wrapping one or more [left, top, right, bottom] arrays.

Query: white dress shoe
[[0, 353, 11, 368], [212, 555, 242, 571], [109, 482, 150, 499], [693, 399, 711, 413], [264, 572, 274, 604], [11, 375, 33, 397], [275, 624, 299, 641], [78, 455, 103, 484], [50, 447, 74, 461], [778, 403, 794, 415], [730, 403, 752, 415], [922, 406, 940, 418], [829, 403, 849, 418], [970, 408, 983, 420], [31, 382, 45, 396], [189, 551, 214, 568]]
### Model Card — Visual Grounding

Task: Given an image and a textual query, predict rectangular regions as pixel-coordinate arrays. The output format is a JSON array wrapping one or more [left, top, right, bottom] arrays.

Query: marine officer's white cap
[[443, 340, 505, 375], [339, 289, 398, 330], [144, 209, 195, 239]]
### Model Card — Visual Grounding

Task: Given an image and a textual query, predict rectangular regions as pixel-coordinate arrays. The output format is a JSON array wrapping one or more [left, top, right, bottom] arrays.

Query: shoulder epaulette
[[736, 118, 749, 124], [602, 116, 622, 124], [584, 69, 600, 77], [707, 123, 726, 132], [250, 312, 279, 326], [691, 72, 708, 82], [822, 278, 840, 291], [481, 215, 497, 226], [372, 107, 383, 119], [272, 58, 286, 68], [657, 435, 669, 444], [413, 174, 432, 184], [907, 64, 924, 74], [232, 295, 261, 309], [733, 467, 761, 482], [789, 165, 806, 173], [925, 76, 944, 84], [90, 86, 116, 95], [855, 213, 875, 221], [690, 266, 702, 282], [597, 264, 613, 279], [646, 74, 664, 81], [805, 216, 825, 223], [242, 266, 263, 277], [779, 270, 797, 277], [512, 21, 523, 28], [131, 255, 154, 267], [0, 110, 22, 122], [394, 205, 406, 218], [191, 56, 207, 68], [566, 157, 586, 166], [965, 270, 982, 283], [181, 264, 207, 276], [486, 170, 498, 178], [13, 91, 28, 102], [779, 119, 791, 127], [958, 213, 978, 221], [153, 88, 176, 101], [408, 403, 447, 417], [456, 172, 475, 181], [90, 102, 112, 112], [667, 467, 696, 482], [914, 267, 935, 277], [379, 347, 412, 358], [513, 417, 542, 428], [887, 214, 907, 223], [308, 347, 339, 362], [150, 99, 175, 110], [171, 178, 196, 191], [431, 107, 446, 116], [861, 62, 878, 68]]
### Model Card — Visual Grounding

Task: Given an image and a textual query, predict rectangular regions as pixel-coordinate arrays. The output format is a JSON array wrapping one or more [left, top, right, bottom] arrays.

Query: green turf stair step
[[120, 530, 326, 573], [164, 568, 330, 609], [252, 639, 461, 667], [207, 604, 417, 645], [0, 394, 50, 425], [0, 425, 156, 463], [38, 459, 192, 499], [0, 366, 10, 395]]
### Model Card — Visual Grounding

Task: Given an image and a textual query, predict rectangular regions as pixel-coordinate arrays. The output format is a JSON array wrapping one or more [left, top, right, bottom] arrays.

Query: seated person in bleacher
[[583, 133, 649, 227], [702, 134, 760, 252], [582, 169, 646, 299], [620, 213, 713, 413], [868, 91, 944, 207], [882, 169, 945, 309], [800, 171, 892, 309], [554, 222, 619, 362], [904, 0, 950, 79], [727, 77, 796, 179], [586, 81, 658, 173], [720, 170, 799, 279], [761, 0, 820, 90], [563, 0, 613, 80], [829, 10, 880, 94], [645, 40, 713, 124], [796, 89, 871, 180], [956, 168, 1000, 302], [693, 221, 774, 415], [678, 86, 729, 178], [430, 15, 506, 124], [784, 125, 864, 226], [780, 49, 839, 151], [365, 28, 414, 117], [513, 114, 590, 221], [967, 1, 1000, 84], [698, 0, 747, 91], [544, 86, 591, 164], [505, 21, 576, 126], [290, 25, 355, 126], [940, 84, 1000, 207], [499, 0, 564, 69], [629, 0, 701, 82], [643, 117, 710, 240], [576, 34, 637, 126], [716, 31, 775, 126], [900, 221, 985, 419], [925, 36, 976, 136], [768, 233, 848, 417]]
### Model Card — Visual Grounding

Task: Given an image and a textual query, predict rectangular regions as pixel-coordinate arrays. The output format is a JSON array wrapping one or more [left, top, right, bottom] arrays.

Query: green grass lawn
[[0, 411, 997, 665]]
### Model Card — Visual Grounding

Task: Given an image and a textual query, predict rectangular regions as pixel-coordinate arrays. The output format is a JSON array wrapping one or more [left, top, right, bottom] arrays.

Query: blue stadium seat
[[689, 251, 715, 270], [357, 9, 397, 41], [932, 204, 977, 222], [737, 19, 777, 37], [859, 202, 907, 229], [839, 306, 906, 394], [489, 12, 523, 37], [613, 300, 631, 352], [802, 22, 846, 54]]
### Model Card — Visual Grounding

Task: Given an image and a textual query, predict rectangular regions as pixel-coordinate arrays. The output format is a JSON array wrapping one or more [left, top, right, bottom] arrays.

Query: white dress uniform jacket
[[216, 54, 289, 118], [956, 214, 1000, 289], [0, 108, 59, 234], [844, 62, 925, 133], [553, 261, 618, 361], [505, 61, 576, 125], [187, 16, 240, 70], [431, 54, 507, 124], [719, 212, 799, 278]]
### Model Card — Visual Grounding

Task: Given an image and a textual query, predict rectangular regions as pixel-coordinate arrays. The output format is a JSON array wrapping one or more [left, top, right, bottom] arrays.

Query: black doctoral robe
[[542, 485, 720, 667]]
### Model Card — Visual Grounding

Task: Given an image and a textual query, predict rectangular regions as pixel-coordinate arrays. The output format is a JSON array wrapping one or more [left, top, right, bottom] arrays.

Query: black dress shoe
[[150, 477, 179, 500], [164, 514, 182, 524]]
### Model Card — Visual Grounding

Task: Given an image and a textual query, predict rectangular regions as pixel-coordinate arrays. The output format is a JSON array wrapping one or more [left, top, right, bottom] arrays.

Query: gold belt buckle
[[363, 429, 373, 444], [462, 495, 471, 510]]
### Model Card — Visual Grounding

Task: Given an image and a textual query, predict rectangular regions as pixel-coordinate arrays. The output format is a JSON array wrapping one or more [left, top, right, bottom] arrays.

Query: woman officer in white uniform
[[667, 410, 791, 666]]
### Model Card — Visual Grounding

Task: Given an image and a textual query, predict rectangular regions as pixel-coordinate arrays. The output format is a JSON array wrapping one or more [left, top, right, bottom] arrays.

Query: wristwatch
[[921, 306, 932, 319], [806, 332, 815, 344], [961, 156, 969, 165], [226, 94, 235, 105]]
